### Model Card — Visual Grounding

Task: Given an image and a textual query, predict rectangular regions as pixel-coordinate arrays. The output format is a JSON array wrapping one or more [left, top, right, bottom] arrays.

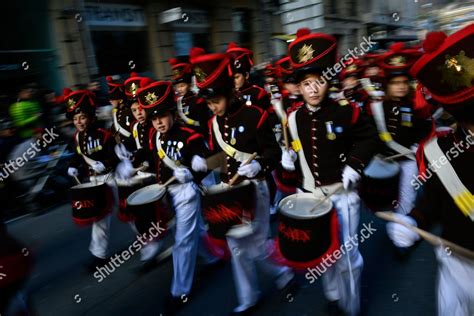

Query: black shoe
[[163, 294, 191, 315], [327, 300, 344, 316], [84, 256, 108, 273]]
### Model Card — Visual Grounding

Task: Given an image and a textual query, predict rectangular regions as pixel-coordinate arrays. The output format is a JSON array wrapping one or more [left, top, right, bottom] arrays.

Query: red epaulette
[[97, 128, 112, 142], [148, 128, 157, 151]]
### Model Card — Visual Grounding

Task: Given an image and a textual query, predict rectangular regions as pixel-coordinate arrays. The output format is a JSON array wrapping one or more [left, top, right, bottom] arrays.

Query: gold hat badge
[[298, 44, 315, 63], [67, 98, 76, 109], [388, 55, 406, 67], [145, 92, 158, 105], [441, 51, 474, 90], [194, 66, 207, 83]]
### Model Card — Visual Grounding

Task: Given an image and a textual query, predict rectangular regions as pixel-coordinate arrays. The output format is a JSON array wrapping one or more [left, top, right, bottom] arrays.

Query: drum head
[[364, 158, 400, 178], [71, 182, 106, 189], [279, 193, 333, 219], [203, 180, 251, 195], [116, 172, 155, 186], [127, 184, 166, 206]]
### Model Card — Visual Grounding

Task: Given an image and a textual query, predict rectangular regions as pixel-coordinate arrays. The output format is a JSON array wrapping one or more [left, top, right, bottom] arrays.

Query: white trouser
[[321, 190, 363, 316], [227, 180, 294, 311], [168, 182, 202, 297], [88, 173, 116, 259], [435, 247, 474, 316], [394, 160, 418, 215]]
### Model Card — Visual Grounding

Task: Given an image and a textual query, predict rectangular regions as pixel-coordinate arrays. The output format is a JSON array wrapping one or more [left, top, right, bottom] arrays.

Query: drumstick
[[375, 211, 474, 261], [228, 152, 258, 186], [162, 176, 177, 187], [73, 176, 81, 185], [282, 118, 290, 151], [310, 183, 345, 213], [383, 152, 414, 161]]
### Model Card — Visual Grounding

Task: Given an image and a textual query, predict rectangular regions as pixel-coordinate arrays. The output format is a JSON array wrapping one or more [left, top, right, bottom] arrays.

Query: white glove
[[191, 155, 207, 173], [387, 214, 420, 248], [281, 149, 297, 171], [116, 160, 134, 180], [410, 144, 419, 154], [237, 160, 261, 178], [115, 143, 132, 161], [91, 161, 106, 174], [174, 167, 193, 183], [342, 165, 361, 190], [68, 167, 78, 177]]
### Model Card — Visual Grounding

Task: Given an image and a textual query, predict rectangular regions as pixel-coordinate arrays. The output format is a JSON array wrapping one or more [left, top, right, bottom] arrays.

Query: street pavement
[[6, 203, 438, 316]]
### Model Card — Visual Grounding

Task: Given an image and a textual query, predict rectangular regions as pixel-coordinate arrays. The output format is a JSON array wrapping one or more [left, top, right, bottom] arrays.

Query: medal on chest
[[399, 107, 413, 127], [325, 121, 336, 140]]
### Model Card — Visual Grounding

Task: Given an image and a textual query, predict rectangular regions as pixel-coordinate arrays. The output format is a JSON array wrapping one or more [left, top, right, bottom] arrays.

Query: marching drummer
[[168, 56, 211, 137], [340, 59, 370, 111], [387, 25, 474, 315], [278, 28, 379, 316], [115, 77, 164, 271], [65, 88, 119, 270], [136, 78, 218, 313], [189, 47, 295, 315], [107, 74, 134, 145], [226, 42, 272, 112], [376, 43, 433, 217]]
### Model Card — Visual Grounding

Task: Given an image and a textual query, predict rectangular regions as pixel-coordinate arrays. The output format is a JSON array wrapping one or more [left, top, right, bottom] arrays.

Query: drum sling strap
[[177, 96, 200, 127], [369, 100, 415, 161], [424, 137, 474, 221], [155, 132, 185, 170], [132, 123, 142, 150], [288, 109, 318, 193], [212, 116, 255, 163], [113, 108, 132, 138]]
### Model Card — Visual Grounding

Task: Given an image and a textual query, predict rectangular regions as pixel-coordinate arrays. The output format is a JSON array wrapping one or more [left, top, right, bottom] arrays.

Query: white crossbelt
[[113, 109, 132, 138], [133, 123, 142, 149], [424, 137, 474, 221], [369, 100, 415, 160], [177, 96, 200, 127], [212, 116, 254, 163]]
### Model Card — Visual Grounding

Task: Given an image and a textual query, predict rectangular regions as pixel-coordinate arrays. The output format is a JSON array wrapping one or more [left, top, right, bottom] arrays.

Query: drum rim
[[127, 183, 166, 206], [71, 182, 107, 189], [203, 180, 252, 195], [116, 173, 156, 186], [278, 193, 333, 219]]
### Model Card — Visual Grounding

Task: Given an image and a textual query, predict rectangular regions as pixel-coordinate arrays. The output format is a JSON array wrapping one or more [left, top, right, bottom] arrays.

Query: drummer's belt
[[177, 96, 200, 127], [212, 116, 257, 163], [288, 110, 342, 195], [155, 132, 186, 170], [370, 101, 415, 161], [424, 137, 474, 221], [113, 109, 132, 138]]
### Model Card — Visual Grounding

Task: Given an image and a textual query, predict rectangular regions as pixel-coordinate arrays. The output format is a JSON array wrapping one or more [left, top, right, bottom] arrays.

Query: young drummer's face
[[233, 73, 247, 90], [387, 76, 409, 99], [73, 112, 90, 132], [151, 112, 174, 134], [131, 102, 146, 124], [342, 76, 358, 90], [110, 99, 121, 108], [175, 82, 190, 97], [299, 74, 329, 107], [207, 96, 227, 117]]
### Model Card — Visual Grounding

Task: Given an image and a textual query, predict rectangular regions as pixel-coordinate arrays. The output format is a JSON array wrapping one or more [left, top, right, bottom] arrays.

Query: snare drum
[[359, 157, 400, 212], [127, 183, 174, 237], [116, 172, 155, 222], [201, 180, 256, 241], [70, 181, 112, 226], [273, 193, 340, 270]]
